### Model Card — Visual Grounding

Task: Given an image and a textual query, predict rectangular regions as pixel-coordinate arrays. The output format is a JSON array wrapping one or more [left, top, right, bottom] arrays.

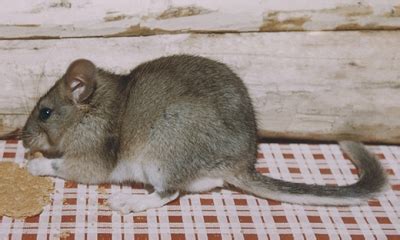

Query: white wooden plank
[[0, 0, 399, 39], [0, 31, 399, 143]]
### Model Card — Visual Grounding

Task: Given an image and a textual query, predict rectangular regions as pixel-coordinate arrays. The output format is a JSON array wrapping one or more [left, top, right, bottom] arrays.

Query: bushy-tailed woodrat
[[22, 55, 388, 213]]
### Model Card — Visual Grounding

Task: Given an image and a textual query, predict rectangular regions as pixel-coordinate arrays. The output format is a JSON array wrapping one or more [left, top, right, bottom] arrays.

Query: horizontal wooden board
[[0, 31, 399, 143], [0, 0, 400, 39]]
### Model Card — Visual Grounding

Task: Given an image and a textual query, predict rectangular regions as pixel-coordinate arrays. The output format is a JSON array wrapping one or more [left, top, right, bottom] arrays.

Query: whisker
[[0, 128, 22, 140]]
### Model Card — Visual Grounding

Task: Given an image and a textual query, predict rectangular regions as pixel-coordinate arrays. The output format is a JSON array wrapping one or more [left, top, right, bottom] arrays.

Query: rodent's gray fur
[[22, 55, 388, 212]]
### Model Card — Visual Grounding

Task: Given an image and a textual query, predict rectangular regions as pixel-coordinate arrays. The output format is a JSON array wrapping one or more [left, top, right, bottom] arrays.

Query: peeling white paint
[[0, 0, 399, 39]]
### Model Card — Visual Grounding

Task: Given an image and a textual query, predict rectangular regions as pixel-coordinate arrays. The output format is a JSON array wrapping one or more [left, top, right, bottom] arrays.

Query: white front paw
[[27, 159, 55, 176]]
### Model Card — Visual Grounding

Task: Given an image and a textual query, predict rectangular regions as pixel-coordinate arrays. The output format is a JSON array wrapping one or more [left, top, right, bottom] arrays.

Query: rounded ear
[[65, 59, 96, 103]]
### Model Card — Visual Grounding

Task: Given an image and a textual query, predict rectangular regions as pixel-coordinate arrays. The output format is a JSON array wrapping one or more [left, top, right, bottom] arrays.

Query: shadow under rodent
[[22, 55, 388, 213]]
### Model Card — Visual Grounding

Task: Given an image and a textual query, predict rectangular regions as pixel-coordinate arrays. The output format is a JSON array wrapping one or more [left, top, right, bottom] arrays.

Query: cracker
[[0, 162, 54, 218]]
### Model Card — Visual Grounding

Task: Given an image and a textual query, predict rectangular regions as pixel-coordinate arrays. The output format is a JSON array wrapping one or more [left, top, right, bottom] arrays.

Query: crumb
[[24, 151, 43, 160], [96, 186, 108, 195], [59, 230, 71, 239], [98, 199, 110, 210]]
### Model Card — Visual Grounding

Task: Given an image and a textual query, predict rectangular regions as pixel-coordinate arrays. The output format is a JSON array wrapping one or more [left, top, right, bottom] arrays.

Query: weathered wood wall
[[1, 0, 399, 143], [1, 31, 399, 143]]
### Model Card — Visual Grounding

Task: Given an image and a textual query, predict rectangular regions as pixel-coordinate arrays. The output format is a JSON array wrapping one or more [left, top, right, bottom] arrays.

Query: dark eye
[[39, 107, 53, 121]]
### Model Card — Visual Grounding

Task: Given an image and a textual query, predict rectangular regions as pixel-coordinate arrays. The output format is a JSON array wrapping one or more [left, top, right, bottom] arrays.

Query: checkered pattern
[[0, 140, 399, 239]]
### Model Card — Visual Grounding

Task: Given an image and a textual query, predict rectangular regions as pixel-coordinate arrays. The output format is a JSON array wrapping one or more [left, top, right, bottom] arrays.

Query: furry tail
[[226, 141, 388, 205]]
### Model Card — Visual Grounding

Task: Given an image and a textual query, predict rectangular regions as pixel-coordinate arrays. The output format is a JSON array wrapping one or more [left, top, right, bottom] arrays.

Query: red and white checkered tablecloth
[[0, 140, 399, 240]]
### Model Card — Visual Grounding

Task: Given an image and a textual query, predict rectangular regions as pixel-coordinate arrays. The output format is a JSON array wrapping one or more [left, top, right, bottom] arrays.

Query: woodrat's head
[[22, 59, 97, 155]]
